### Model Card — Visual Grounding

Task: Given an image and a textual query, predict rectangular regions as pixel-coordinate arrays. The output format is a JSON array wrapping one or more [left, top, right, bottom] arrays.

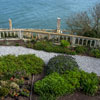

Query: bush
[[63, 69, 81, 89], [61, 40, 70, 47], [0, 87, 9, 97], [33, 41, 76, 55], [15, 43, 19, 46], [63, 69, 99, 96], [75, 46, 88, 54], [34, 41, 52, 50], [46, 55, 79, 74], [80, 71, 99, 96], [17, 54, 44, 75], [0, 54, 44, 79], [26, 43, 33, 48], [34, 73, 75, 97], [90, 49, 100, 58]]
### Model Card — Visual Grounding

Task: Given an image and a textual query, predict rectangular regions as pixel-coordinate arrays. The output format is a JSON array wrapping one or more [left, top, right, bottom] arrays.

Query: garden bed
[[0, 40, 100, 100]]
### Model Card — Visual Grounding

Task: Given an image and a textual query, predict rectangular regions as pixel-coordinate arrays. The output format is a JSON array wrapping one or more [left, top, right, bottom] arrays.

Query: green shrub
[[63, 69, 99, 96], [0, 54, 44, 79], [63, 69, 81, 89], [17, 54, 44, 75], [34, 41, 52, 50], [15, 43, 19, 46], [26, 43, 33, 48], [80, 71, 99, 96], [34, 73, 75, 97], [75, 46, 88, 54], [90, 49, 100, 58], [65, 49, 76, 55], [33, 41, 76, 55], [0, 87, 9, 97], [46, 55, 79, 74], [61, 40, 70, 47]]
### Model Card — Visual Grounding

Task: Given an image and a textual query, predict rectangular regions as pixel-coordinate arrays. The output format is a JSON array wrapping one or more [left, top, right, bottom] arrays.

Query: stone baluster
[[19, 30, 23, 39], [0, 32, 1, 38], [38, 34, 40, 39], [56, 35, 58, 42], [31, 33, 33, 39], [3, 32, 5, 38], [71, 37, 76, 46], [62, 36, 64, 40], [66, 36, 68, 41], [90, 40, 92, 47], [14, 32, 16, 37], [82, 39, 84, 45], [94, 40, 97, 48], [78, 38, 80, 45], [10, 32, 12, 37], [58, 36, 60, 42], [98, 40, 100, 47], [6, 32, 8, 37], [48, 33, 51, 40], [86, 39, 88, 46]]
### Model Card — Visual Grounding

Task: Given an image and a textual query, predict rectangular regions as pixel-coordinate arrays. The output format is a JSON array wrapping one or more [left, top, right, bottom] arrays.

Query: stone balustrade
[[0, 29, 100, 48]]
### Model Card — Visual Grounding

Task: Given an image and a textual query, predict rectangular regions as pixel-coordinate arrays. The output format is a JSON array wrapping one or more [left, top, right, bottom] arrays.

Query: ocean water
[[0, 0, 100, 29]]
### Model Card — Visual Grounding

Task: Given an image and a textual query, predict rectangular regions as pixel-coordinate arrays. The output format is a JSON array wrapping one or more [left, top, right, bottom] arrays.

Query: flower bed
[[0, 54, 44, 99]]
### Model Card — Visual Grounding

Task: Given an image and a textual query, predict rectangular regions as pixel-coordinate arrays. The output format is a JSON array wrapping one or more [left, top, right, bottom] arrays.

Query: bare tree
[[67, 3, 100, 38]]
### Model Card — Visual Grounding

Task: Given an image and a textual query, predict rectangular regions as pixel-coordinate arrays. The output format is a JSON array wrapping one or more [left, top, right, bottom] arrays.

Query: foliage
[[0, 87, 9, 97], [0, 54, 44, 79], [26, 43, 33, 48], [66, 3, 100, 38], [34, 73, 75, 97], [75, 46, 88, 54], [46, 55, 79, 74], [80, 70, 99, 96], [89, 48, 100, 58], [15, 43, 19, 46], [61, 40, 70, 47], [17, 54, 44, 75], [63, 69, 99, 96], [34, 41, 49, 50], [63, 69, 81, 89], [33, 41, 76, 55]]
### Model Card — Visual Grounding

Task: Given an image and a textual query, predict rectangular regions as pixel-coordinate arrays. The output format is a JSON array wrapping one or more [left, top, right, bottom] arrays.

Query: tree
[[66, 3, 100, 38]]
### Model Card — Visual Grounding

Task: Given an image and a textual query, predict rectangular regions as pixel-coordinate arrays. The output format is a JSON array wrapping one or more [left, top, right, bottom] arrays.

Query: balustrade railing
[[0, 29, 100, 48]]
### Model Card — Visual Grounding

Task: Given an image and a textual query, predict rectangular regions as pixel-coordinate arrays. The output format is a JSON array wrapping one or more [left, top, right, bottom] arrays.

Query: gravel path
[[0, 46, 100, 76]]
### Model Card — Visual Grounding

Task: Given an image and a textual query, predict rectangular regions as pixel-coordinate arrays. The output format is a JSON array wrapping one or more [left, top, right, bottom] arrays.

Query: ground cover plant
[[34, 72, 75, 100], [33, 40, 76, 55], [34, 68, 99, 100], [0, 54, 44, 99], [33, 40, 100, 58], [34, 55, 99, 100]]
